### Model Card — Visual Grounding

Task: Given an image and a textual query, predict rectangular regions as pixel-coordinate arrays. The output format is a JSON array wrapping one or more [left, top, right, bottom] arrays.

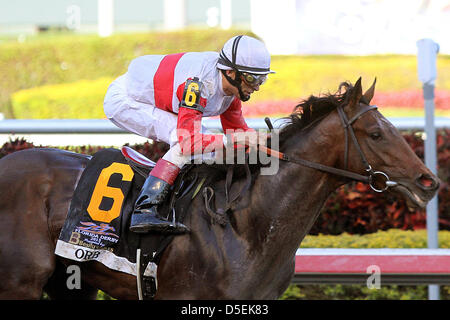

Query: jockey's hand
[[231, 131, 270, 152]]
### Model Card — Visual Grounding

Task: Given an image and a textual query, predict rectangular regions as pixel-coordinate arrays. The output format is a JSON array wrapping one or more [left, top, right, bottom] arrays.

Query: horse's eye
[[370, 132, 382, 140]]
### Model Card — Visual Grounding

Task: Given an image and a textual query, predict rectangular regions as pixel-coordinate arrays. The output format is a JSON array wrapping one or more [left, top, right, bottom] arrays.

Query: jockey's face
[[222, 70, 261, 100]]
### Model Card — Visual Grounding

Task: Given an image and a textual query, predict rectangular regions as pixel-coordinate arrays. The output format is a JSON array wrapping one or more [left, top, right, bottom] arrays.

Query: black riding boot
[[130, 175, 188, 234]]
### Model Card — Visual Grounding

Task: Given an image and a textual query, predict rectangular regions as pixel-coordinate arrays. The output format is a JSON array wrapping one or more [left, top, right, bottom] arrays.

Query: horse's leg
[[0, 163, 56, 299], [0, 149, 89, 299], [77, 261, 138, 300]]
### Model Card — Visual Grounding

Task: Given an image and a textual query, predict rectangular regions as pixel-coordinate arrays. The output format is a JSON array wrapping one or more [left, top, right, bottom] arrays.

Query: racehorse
[[0, 78, 439, 299]]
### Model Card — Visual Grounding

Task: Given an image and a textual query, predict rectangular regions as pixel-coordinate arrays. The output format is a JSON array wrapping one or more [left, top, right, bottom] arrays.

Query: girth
[[203, 162, 252, 227]]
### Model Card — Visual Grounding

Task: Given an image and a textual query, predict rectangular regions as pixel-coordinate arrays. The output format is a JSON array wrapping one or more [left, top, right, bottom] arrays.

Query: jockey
[[104, 35, 275, 234]]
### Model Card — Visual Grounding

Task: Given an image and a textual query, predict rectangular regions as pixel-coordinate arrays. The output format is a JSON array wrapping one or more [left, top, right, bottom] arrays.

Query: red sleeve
[[177, 107, 224, 155], [176, 82, 223, 155], [220, 97, 253, 134]]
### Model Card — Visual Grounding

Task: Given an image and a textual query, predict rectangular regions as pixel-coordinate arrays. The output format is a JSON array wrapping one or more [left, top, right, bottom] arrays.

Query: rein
[[261, 104, 398, 193]]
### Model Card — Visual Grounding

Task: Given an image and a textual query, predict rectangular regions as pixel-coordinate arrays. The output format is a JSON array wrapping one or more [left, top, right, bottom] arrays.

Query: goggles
[[241, 72, 268, 87]]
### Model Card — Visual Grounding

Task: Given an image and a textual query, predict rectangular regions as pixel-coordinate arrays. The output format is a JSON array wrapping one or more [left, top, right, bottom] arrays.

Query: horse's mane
[[279, 81, 356, 145], [184, 81, 358, 185]]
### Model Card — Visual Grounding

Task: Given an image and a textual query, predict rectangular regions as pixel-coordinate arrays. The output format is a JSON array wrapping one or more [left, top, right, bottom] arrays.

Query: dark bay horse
[[0, 79, 439, 299]]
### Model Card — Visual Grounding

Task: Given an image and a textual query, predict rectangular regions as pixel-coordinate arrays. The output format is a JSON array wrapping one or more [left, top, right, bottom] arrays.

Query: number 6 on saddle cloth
[[55, 147, 190, 282]]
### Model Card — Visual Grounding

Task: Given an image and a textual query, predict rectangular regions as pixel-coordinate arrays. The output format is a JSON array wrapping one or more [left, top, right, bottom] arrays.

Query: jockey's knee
[[162, 143, 190, 169]]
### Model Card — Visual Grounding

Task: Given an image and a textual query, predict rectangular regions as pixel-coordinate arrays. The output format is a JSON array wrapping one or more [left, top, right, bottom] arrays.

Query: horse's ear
[[361, 78, 377, 105], [349, 77, 363, 108]]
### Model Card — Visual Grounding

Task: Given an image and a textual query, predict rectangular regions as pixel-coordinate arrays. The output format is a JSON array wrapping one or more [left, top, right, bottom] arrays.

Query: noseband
[[262, 103, 398, 192], [335, 103, 397, 192]]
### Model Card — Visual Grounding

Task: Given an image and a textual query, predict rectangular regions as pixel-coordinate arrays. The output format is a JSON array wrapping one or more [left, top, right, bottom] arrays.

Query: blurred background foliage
[[282, 228, 450, 300], [300, 229, 450, 248], [0, 29, 254, 118], [2, 29, 450, 119]]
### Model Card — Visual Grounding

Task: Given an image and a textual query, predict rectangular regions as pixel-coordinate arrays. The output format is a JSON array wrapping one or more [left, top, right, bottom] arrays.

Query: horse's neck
[[240, 125, 341, 258]]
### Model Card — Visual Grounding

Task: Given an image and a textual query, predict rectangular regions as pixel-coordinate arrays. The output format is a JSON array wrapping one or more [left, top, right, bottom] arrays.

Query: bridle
[[261, 103, 398, 192], [262, 103, 398, 192]]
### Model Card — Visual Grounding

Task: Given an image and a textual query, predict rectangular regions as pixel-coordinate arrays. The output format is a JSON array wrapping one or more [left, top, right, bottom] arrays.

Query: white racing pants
[[103, 75, 215, 168]]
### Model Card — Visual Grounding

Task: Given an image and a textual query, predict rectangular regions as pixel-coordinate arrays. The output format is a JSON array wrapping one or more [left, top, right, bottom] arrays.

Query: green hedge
[[0, 29, 255, 118], [281, 229, 450, 300], [9, 56, 450, 119], [11, 78, 111, 119], [280, 284, 450, 300], [4, 30, 450, 119], [300, 229, 450, 248]]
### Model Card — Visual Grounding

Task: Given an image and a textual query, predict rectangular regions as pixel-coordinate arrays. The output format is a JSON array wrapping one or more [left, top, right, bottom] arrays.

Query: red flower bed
[[243, 90, 450, 117], [243, 99, 295, 117], [372, 90, 450, 110]]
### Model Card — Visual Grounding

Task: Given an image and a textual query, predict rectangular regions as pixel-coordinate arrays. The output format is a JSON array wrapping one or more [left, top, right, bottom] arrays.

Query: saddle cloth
[[54, 148, 191, 281], [55, 147, 250, 299]]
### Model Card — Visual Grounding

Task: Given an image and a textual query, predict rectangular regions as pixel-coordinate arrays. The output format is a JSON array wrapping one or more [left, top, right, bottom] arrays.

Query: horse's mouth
[[393, 184, 426, 209], [391, 182, 434, 210]]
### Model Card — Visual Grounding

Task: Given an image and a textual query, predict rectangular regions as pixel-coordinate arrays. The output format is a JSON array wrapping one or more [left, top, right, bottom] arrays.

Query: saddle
[[55, 146, 252, 299], [123, 146, 254, 227]]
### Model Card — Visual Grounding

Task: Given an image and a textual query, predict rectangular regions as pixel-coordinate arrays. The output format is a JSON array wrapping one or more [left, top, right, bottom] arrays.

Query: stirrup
[[130, 209, 189, 234]]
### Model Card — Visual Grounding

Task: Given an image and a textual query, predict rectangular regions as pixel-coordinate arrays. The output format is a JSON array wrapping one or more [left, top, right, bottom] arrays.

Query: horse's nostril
[[416, 174, 439, 190]]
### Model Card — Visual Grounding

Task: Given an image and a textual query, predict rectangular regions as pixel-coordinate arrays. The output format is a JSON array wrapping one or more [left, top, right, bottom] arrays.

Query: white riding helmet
[[217, 35, 275, 75]]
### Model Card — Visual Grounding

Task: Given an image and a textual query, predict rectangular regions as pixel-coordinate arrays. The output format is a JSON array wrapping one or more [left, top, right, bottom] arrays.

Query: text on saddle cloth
[[55, 147, 251, 276], [55, 148, 186, 276]]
